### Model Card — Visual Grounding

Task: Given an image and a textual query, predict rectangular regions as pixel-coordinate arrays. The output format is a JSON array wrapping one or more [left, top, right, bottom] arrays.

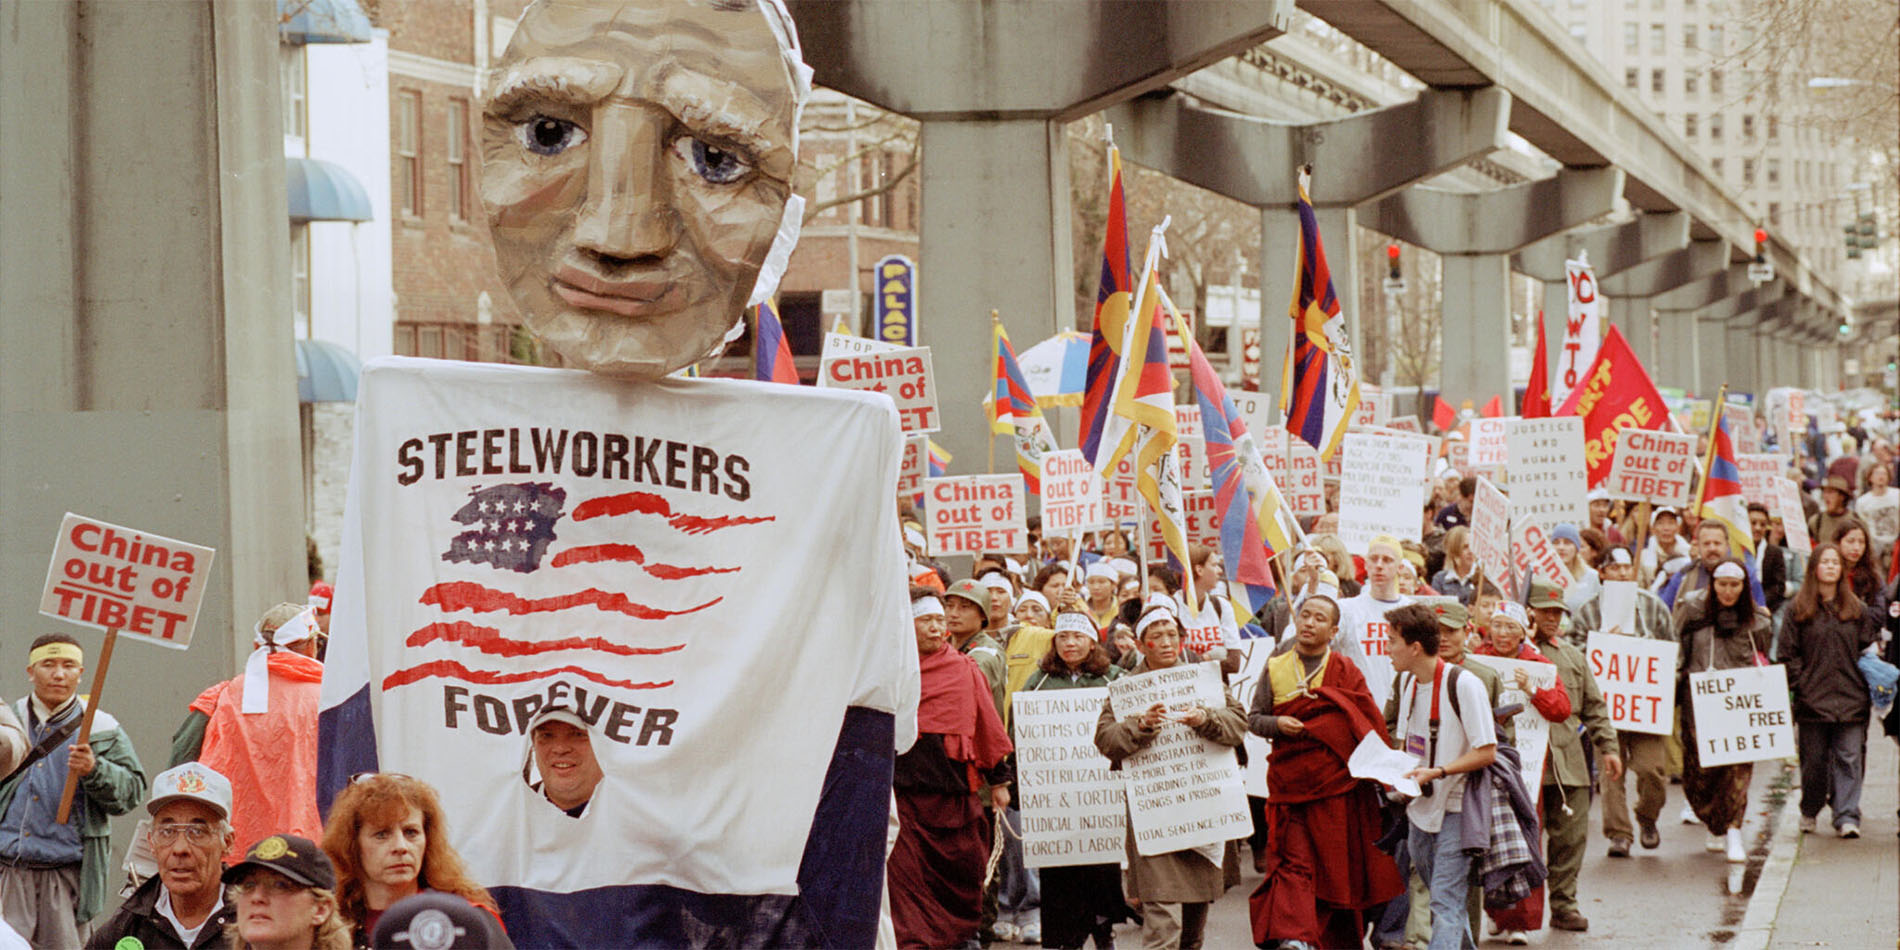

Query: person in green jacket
[[0, 634, 147, 944], [1526, 582, 1622, 934]]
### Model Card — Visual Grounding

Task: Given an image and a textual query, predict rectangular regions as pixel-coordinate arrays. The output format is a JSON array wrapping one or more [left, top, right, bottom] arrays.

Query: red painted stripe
[[421, 581, 720, 620], [550, 543, 645, 566], [405, 621, 686, 658], [382, 658, 672, 691], [665, 513, 775, 535], [572, 491, 671, 521]]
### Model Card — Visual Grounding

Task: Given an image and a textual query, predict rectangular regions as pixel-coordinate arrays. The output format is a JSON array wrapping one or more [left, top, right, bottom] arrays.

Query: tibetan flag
[[926, 440, 952, 477], [1180, 307, 1299, 617], [1697, 405, 1766, 606], [1080, 145, 1134, 463], [1523, 310, 1552, 418], [1281, 180, 1360, 461], [754, 301, 798, 384], [989, 320, 1059, 494]]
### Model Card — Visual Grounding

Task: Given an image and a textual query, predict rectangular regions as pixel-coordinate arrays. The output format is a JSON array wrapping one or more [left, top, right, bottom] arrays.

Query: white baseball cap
[[147, 762, 233, 821]]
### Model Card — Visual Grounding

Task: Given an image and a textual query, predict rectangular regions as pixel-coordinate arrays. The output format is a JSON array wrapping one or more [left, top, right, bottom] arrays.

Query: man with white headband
[[1336, 535, 1414, 709], [169, 602, 325, 863], [0, 634, 146, 945]]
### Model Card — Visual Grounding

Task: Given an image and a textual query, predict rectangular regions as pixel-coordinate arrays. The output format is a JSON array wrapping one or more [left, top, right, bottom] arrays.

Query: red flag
[[1523, 310, 1551, 418], [1432, 395, 1456, 432], [1555, 325, 1670, 486], [1481, 395, 1503, 418]]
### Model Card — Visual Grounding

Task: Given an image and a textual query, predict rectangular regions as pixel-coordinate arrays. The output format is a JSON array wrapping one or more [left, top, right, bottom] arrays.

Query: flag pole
[[989, 310, 1002, 475]]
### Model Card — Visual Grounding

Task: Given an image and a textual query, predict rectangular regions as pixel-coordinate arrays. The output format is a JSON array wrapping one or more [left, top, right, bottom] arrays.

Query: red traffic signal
[[1386, 243, 1401, 261], [1753, 227, 1767, 245]]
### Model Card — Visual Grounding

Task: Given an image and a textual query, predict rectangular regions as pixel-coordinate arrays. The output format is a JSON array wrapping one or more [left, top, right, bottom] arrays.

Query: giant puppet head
[[482, 0, 810, 377]]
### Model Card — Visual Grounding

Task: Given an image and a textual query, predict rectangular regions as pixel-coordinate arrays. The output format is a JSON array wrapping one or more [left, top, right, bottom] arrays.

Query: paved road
[[998, 747, 1882, 949]]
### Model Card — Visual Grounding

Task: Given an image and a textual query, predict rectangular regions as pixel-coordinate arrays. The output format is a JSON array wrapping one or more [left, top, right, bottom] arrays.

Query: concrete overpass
[[791, 0, 1850, 467]]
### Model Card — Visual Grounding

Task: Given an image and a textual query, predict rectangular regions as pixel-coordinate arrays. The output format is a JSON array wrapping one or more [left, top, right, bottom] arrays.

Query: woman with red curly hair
[[320, 773, 499, 946]]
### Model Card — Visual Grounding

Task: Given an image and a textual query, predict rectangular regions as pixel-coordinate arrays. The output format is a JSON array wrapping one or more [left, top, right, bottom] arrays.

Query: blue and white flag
[[319, 358, 918, 948]]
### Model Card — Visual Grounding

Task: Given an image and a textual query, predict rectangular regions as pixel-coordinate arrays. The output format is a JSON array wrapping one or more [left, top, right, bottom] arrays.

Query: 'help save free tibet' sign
[[1012, 688, 1126, 869], [1586, 633, 1678, 736], [1107, 662, 1249, 857], [923, 474, 1026, 556], [40, 513, 216, 648], [1604, 429, 1697, 507], [818, 344, 940, 433], [1688, 664, 1794, 767]]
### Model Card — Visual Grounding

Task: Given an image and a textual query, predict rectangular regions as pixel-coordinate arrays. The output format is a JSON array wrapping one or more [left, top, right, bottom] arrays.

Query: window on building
[[1742, 158, 1755, 184], [1650, 23, 1665, 53], [1708, 25, 1724, 54], [1709, 112, 1723, 140], [1625, 67, 1640, 89], [858, 153, 886, 227], [1683, 24, 1698, 51], [1766, 158, 1779, 184], [1685, 69, 1699, 94], [1710, 69, 1724, 94], [1652, 69, 1666, 94], [281, 47, 306, 140], [1685, 113, 1699, 137], [397, 90, 422, 216], [1742, 113, 1755, 140], [1712, 157, 1724, 177], [291, 224, 310, 336], [1623, 22, 1639, 53], [1767, 115, 1779, 140], [447, 99, 469, 221], [1568, 23, 1587, 43]]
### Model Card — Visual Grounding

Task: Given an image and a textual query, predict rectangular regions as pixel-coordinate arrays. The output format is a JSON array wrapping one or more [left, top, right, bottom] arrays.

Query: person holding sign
[[1781, 544, 1880, 839], [1386, 605, 1496, 950], [0, 634, 147, 946], [891, 592, 1013, 950], [1093, 606, 1247, 950], [1245, 594, 1403, 950], [1570, 548, 1678, 855], [1675, 560, 1774, 863]]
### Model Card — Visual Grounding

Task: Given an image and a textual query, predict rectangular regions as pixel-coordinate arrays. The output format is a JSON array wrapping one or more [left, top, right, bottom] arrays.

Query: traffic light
[[1386, 243, 1401, 281], [1753, 227, 1768, 264], [1845, 213, 1879, 259]]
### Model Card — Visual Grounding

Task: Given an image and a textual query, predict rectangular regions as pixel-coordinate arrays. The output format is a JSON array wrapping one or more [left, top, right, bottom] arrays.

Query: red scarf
[[915, 647, 1011, 770]]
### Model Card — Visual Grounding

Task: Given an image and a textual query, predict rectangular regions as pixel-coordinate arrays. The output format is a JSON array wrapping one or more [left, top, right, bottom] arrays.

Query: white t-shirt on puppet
[[1399, 660, 1497, 833]]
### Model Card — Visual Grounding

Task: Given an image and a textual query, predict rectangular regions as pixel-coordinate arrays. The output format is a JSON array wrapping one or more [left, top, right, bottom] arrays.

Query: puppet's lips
[[552, 268, 678, 317]]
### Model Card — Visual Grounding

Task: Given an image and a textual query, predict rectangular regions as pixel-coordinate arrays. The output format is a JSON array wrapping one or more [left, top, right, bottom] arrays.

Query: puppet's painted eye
[[673, 136, 752, 184], [517, 117, 587, 156]]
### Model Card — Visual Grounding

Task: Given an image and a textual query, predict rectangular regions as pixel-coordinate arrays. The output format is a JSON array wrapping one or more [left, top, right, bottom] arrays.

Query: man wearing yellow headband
[[0, 634, 147, 945]]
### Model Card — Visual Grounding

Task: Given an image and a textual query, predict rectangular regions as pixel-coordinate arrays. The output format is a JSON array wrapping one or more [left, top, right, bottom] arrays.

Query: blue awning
[[296, 339, 363, 403], [287, 157, 373, 223], [279, 0, 373, 44]]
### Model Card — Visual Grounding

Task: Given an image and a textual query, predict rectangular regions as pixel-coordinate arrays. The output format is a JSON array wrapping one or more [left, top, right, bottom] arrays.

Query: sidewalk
[[1755, 727, 1899, 949]]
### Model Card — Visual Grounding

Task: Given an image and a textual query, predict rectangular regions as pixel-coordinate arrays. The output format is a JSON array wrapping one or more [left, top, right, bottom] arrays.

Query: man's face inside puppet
[[482, 0, 798, 377]]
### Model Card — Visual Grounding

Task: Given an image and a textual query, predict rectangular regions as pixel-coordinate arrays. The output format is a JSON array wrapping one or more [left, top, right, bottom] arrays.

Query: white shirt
[[1399, 661, 1497, 833], [157, 883, 225, 946], [1175, 592, 1239, 659], [1337, 590, 1412, 709]]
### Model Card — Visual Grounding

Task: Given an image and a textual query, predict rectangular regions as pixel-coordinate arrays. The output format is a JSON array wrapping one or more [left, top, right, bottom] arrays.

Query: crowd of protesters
[[893, 409, 1899, 950]]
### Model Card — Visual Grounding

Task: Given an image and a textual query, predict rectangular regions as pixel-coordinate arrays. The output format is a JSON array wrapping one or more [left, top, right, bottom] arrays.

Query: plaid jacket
[[1474, 744, 1546, 908]]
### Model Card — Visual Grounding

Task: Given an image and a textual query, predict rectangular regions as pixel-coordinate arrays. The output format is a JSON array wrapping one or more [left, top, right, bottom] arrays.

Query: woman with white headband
[[1019, 612, 1128, 949], [171, 602, 326, 863], [1675, 558, 1773, 863]]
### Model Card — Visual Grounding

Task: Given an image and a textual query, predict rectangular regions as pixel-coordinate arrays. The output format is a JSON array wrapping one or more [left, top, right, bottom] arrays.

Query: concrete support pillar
[[1105, 86, 1511, 418], [1368, 167, 1624, 409], [790, 0, 1293, 469], [1725, 320, 1760, 395], [0, 2, 303, 755], [1687, 283, 1783, 395], [1513, 213, 1690, 387], [1604, 296, 1655, 366], [1699, 316, 1730, 390], [1651, 307, 1698, 390]]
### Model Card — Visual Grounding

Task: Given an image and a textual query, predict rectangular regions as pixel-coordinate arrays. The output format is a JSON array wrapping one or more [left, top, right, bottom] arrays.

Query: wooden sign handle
[[54, 627, 117, 825]]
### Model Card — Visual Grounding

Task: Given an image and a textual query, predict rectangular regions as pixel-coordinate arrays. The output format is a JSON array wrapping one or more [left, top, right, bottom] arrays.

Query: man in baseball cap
[[943, 579, 1006, 721], [87, 763, 238, 950], [526, 706, 603, 819]]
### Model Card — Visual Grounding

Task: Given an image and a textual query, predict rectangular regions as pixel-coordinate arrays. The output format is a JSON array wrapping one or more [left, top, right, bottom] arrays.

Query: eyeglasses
[[151, 823, 217, 844]]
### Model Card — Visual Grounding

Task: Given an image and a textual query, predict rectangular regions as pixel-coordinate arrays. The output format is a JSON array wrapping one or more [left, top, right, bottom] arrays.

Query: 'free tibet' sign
[[40, 513, 216, 648]]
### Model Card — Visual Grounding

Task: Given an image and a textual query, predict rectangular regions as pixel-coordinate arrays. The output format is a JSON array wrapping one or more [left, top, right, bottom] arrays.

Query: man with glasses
[[86, 763, 237, 949], [0, 633, 147, 946]]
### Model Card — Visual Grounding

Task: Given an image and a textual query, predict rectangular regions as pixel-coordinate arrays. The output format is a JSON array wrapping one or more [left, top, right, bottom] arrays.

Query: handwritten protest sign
[[1471, 478, 1513, 592], [1482, 656, 1558, 791], [1586, 633, 1678, 735], [1511, 516, 1571, 591], [925, 475, 1026, 555], [1042, 450, 1105, 533], [897, 435, 927, 498], [1737, 454, 1782, 508], [1261, 429, 1325, 517], [1338, 430, 1433, 553], [1731, 412, 1761, 454], [1508, 418, 1588, 527], [1604, 429, 1697, 506], [1689, 665, 1794, 767], [1469, 417, 1512, 470], [1013, 689, 1127, 868], [819, 345, 940, 432], [1774, 479, 1812, 555], [1174, 405, 1208, 492], [1107, 662, 1250, 856], [41, 514, 215, 648]]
